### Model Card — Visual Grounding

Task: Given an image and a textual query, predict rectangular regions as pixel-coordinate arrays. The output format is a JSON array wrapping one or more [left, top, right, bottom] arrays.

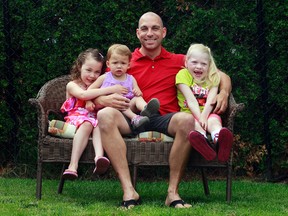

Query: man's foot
[[131, 115, 149, 129], [168, 200, 191, 208], [188, 131, 216, 161], [165, 195, 192, 208], [121, 190, 141, 210], [121, 197, 141, 209], [140, 98, 160, 117], [217, 128, 233, 163]]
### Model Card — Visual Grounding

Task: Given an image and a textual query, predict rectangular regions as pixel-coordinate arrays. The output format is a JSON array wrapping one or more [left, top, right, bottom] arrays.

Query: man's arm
[[211, 71, 232, 114], [94, 94, 130, 111]]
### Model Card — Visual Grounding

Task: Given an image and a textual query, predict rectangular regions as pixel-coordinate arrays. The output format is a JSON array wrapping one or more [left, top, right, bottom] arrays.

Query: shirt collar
[[132, 46, 173, 61]]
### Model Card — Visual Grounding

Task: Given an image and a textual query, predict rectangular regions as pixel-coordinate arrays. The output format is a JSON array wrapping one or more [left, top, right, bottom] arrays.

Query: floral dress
[[60, 97, 98, 128]]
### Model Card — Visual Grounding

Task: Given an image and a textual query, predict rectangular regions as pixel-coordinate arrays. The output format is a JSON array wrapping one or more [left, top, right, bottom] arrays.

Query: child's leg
[[122, 108, 137, 120], [92, 126, 104, 158], [92, 126, 110, 175], [207, 114, 233, 163], [123, 97, 150, 130], [129, 96, 146, 113], [129, 96, 160, 117], [207, 115, 222, 144], [195, 120, 207, 138], [67, 122, 93, 172]]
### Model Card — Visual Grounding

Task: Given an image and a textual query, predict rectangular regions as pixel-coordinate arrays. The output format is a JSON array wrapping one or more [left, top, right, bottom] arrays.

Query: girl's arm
[[200, 86, 219, 130], [88, 74, 105, 89], [88, 74, 129, 95], [86, 74, 130, 111], [67, 75, 122, 100], [131, 76, 143, 97], [177, 83, 201, 121]]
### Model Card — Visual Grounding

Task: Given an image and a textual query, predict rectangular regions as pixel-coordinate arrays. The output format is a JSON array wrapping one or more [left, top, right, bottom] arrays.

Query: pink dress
[[60, 97, 98, 128]]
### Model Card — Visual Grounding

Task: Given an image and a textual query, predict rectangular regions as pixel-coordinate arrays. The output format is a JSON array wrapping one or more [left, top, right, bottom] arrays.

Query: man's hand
[[211, 90, 229, 114], [111, 84, 129, 95], [94, 93, 130, 111]]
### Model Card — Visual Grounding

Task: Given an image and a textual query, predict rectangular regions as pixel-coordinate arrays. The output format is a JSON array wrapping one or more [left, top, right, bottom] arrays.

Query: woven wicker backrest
[[37, 75, 70, 114], [29, 75, 71, 138]]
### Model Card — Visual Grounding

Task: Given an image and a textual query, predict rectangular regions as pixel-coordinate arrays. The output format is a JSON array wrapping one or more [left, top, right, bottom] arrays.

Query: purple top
[[101, 71, 134, 99]]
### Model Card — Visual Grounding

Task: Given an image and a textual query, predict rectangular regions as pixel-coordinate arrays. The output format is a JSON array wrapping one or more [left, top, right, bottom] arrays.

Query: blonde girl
[[176, 43, 233, 163]]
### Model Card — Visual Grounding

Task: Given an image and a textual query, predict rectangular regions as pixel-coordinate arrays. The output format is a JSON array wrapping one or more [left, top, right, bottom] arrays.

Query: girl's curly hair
[[70, 48, 106, 80]]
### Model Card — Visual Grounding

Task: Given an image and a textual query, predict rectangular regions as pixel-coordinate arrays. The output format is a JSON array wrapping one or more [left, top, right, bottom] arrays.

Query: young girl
[[86, 44, 160, 130], [176, 43, 233, 163], [62, 48, 128, 180]]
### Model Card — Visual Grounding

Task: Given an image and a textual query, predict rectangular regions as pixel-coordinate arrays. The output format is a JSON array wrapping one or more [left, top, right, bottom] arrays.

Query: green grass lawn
[[0, 177, 287, 216]]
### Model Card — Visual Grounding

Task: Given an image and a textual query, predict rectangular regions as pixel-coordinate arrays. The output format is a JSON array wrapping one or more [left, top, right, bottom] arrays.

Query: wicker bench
[[29, 75, 244, 202]]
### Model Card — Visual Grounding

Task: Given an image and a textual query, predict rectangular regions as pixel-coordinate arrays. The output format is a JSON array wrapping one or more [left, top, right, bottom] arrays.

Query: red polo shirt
[[128, 47, 185, 115]]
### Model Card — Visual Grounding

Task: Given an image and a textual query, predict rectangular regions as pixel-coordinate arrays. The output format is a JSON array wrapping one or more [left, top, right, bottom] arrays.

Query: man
[[95, 12, 231, 208]]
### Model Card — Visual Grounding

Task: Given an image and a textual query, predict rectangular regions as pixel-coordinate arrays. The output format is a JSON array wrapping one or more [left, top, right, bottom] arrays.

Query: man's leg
[[165, 112, 194, 208], [97, 107, 140, 204]]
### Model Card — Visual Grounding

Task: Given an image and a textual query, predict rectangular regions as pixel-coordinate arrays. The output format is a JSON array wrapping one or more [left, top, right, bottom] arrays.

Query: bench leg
[[226, 162, 232, 203], [132, 165, 137, 189], [57, 164, 67, 194], [36, 160, 43, 200], [201, 168, 210, 196]]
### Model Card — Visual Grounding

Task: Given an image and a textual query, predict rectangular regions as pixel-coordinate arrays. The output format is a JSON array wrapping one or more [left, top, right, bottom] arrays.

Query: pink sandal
[[93, 156, 110, 175], [62, 169, 78, 180]]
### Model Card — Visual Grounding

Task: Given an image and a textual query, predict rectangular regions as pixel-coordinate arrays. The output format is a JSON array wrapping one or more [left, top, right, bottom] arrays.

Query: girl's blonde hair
[[186, 43, 220, 88], [106, 44, 132, 61], [70, 48, 105, 80]]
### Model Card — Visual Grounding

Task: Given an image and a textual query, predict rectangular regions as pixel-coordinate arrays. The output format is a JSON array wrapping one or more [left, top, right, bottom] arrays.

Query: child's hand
[[112, 85, 129, 95], [199, 116, 208, 131], [86, 100, 95, 112], [133, 88, 143, 97]]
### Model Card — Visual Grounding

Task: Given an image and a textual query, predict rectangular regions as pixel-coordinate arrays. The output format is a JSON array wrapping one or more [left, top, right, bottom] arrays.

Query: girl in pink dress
[[61, 48, 128, 179]]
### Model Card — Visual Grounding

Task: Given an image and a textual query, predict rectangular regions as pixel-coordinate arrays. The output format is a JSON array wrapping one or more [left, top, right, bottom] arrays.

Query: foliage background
[[1, 0, 287, 180]]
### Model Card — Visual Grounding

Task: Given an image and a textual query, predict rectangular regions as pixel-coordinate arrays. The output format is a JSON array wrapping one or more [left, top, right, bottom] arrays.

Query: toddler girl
[[86, 44, 160, 130]]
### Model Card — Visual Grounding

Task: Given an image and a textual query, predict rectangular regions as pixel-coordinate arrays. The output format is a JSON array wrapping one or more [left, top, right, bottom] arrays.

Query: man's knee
[[168, 112, 194, 136], [97, 108, 116, 128], [175, 112, 194, 129]]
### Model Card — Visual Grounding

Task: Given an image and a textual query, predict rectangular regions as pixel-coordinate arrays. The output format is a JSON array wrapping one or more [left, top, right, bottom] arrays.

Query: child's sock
[[211, 129, 221, 143]]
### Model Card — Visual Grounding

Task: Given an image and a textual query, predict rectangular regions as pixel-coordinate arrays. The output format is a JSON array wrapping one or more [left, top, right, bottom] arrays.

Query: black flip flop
[[121, 197, 141, 209], [169, 199, 186, 208]]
